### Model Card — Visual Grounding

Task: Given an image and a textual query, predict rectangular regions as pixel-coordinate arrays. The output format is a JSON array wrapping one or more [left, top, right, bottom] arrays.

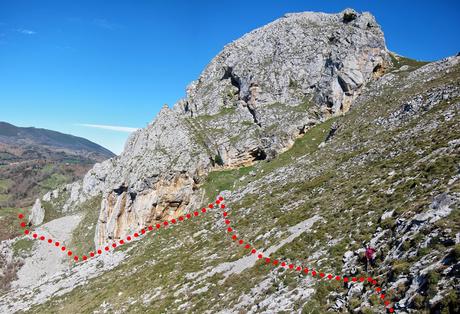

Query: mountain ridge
[[0, 9, 459, 313], [0, 121, 115, 210]]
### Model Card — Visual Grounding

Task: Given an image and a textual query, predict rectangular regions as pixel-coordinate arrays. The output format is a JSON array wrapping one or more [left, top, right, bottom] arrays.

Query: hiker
[[365, 246, 377, 272]]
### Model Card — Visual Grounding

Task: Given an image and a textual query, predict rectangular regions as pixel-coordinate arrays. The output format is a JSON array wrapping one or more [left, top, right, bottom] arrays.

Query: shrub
[[412, 293, 425, 309], [214, 154, 224, 166]]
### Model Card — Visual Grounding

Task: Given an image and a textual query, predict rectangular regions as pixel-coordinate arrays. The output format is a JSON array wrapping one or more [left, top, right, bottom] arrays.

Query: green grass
[[202, 165, 255, 200], [389, 53, 430, 70], [27, 60, 460, 313], [41, 190, 71, 224], [69, 195, 102, 257], [12, 238, 34, 256], [0, 207, 27, 241], [0, 179, 11, 193]]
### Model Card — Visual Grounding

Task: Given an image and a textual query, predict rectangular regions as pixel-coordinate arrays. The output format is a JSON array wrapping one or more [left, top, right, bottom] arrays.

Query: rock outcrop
[[41, 9, 390, 248], [28, 199, 44, 226], [2, 9, 460, 314]]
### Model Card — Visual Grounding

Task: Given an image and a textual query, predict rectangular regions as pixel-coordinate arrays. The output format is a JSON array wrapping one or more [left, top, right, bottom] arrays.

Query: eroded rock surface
[[45, 9, 391, 248]]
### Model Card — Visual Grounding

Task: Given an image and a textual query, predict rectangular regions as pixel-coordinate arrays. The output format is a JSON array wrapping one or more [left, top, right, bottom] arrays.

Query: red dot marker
[[55, 242, 60, 247], [67, 251, 72, 256], [105, 246, 109, 251], [20, 222, 26, 228], [120, 240, 125, 245], [97, 249, 102, 254], [186, 214, 191, 219], [208, 204, 213, 209], [83, 256, 87, 261], [223, 212, 228, 217], [193, 211, 198, 216], [202, 208, 207, 213], [18, 214, 24, 219], [127, 236, 132, 241], [179, 216, 184, 221], [90, 252, 95, 257], [112, 243, 117, 248], [24, 230, 30, 235]]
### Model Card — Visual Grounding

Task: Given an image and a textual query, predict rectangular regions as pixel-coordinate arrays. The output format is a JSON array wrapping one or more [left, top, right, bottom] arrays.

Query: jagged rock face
[[175, 9, 388, 117], [172, 8, 390, 165], [85, 107, 210, 247], [94, 173, 197, 247], [47, 9, 391, 247]]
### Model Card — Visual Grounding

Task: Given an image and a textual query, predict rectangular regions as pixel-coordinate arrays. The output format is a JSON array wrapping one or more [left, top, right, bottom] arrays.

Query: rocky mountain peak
[[38, 9, 391, 248], [174, 8, 388, 118]]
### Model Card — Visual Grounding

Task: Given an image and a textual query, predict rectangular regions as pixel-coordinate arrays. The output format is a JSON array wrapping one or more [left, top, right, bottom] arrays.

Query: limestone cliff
[[40, 9, 390, 248]]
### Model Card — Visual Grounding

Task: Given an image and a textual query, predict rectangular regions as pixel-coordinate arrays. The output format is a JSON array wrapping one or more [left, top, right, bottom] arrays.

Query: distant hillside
[[0, 122, 115, 208]]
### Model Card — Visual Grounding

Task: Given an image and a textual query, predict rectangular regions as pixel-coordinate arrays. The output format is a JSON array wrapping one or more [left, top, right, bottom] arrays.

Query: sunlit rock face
[[54, 9, 390, 247]]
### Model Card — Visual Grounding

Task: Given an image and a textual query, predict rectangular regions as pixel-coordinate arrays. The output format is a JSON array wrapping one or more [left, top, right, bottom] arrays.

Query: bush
[[391, 260, 410, 276], [214, 154, 224, 166], [412, 293, 425, 309]]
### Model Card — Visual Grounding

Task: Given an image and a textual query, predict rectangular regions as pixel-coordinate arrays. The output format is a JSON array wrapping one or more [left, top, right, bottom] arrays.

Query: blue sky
[[1, 0, 459, 154]]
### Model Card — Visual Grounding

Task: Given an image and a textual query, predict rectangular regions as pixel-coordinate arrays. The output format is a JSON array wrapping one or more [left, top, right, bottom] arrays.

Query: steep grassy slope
[[24, 57, 460, 313]]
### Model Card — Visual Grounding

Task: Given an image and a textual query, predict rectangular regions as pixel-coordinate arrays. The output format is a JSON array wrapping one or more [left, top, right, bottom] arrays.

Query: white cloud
[[92, 18, 120, 30], [17, 28, 36, 35], [77, 123, 139, 133]]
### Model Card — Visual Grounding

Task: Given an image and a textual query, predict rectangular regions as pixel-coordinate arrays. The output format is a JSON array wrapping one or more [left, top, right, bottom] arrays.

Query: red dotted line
[[219, 204, 395, 313], [17, 196, 395, 312], [17, 199, 222, 263]]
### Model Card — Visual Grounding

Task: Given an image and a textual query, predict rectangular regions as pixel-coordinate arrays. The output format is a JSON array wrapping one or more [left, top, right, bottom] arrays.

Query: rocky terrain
[[0, 9, 458, 314]]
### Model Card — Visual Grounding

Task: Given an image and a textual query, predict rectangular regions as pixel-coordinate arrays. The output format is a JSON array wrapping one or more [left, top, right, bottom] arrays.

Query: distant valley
[[0, 121, 114, 240]]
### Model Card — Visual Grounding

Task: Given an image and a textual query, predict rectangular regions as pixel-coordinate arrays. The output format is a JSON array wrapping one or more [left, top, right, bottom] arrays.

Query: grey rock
[[48, 9, 390, 246], [380, 209, 394, 221], [414, 193, 455, 224], [29, 198, 45, 226]]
